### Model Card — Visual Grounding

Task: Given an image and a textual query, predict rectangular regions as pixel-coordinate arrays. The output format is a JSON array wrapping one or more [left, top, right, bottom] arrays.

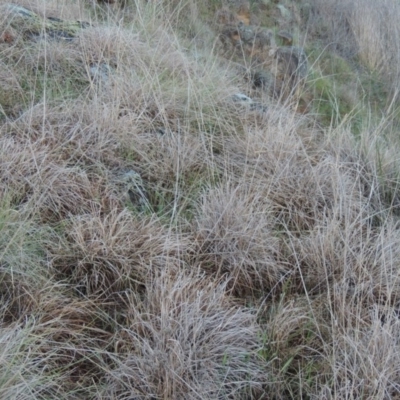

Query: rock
[[277, 30, 293, 46], [269, 46, 309, 99], [238, 21, 254, 43], [89, 63, 112, 84], [249, 102, 268, 113], [1, 3, 90, 42], [215, 3, 309, 105], [300, 3, 312, 20], [252, 70, 272, 90], [276, 4, 292, 20], [231, 93, 253, 104], [4, 4, 37, 18], [230, 93, 268, 113], [113, 170, 149, 209], [273, 46, 308, 82]]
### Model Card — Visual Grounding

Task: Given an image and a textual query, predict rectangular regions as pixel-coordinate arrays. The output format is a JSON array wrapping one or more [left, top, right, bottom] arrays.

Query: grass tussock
[[49, 209, 185, 301], [193, 183, 289, 297], [104, 269, 266, 399], [2, 0, 400, 398], [306, 0, 400, 95]]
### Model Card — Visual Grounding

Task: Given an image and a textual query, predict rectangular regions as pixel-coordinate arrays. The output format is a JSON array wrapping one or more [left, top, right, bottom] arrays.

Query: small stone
[[4, 4, 37, 18], [249, 102, 268, 113], [2, 3, 90, 41], [276, 4, 291, 19], [232, 93, 253, 104], [252, 70, 271, 90], [277, 30, 293, 46], [116, 170, 149, 208], [89, 63, 112, 83]]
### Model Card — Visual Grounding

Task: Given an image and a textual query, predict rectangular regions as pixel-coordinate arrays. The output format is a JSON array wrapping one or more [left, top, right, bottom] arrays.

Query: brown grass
[[306, 0, 400, 94], [103, 269, 266, 399], [2, 0, 400, 398], [193, 182, 289, 297]]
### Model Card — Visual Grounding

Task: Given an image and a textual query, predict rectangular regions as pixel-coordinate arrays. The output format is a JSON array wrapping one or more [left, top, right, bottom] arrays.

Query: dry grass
[[103, 269, 266, 399], [306, 0, 400, 95], [1, 0, 400, 398], [48, 208, 185, 301], [193, 182, 290, 297]]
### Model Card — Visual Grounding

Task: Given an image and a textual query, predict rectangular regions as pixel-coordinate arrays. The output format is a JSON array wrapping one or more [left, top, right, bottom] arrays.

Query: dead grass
[[103, 269, 266, 399], [306, 0, 400, 96], [193, 182, 289, 297], [1, 0, 400, 398], [48, 208, 185, 302]]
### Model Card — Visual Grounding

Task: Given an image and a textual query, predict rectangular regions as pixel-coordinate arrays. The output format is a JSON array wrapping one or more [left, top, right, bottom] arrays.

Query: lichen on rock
[[1, 3, 90, 42]]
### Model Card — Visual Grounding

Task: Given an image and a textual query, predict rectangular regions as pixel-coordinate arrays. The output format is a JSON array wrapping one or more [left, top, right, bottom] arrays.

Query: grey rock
[[114, 170, 149, 209], [232, 93, 253, 104], [89, 63, 112, 83]]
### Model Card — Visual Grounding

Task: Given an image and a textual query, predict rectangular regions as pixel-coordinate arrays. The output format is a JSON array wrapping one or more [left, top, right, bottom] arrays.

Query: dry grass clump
[[318, 120, 400, 221], [193, 183, 289, 297], [73, 22, 239, 218], [76, 5, 239, 135], [0, 5, 90, 115], [263, 153, 366, 231], [0, 60, 29, 117], [263, 212, 400, 397], [49, 208, 185, 300], [329, 309, 400, 399], [0, 139, 122, 225], [218, 108, 369, 232], [306, 0, 400, 93], [29, 166, 119, 222], [24, 39, 87, 87], [1, 0, 86, 21], [0, 136, 50, 205], [64, 5, 239, 220], [293, 215, 400, 308], [104, 269, 266, 399], [355, 125, 400, 217], [292, 217, 365, 295], [5, 101, 121, 166], [116, 127, 218, 218], [302, 0, 356, 56], [0, 290, 111, 399], [0, 323, 56, 399], [349, 0, 400, 91], [0, 205, 112, 396], [260, 294, 331, 398], [23, 292, 110, 396], [0, 103, 124, 219], [3, 0, 400, 398], [257, 216, 400, 397], [0, 202, 51, 323], [77, 25, 141, 70]]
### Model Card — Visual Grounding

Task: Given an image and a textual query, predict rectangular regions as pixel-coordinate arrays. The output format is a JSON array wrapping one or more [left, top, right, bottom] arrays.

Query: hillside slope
[[1, 0, 400, 399]]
